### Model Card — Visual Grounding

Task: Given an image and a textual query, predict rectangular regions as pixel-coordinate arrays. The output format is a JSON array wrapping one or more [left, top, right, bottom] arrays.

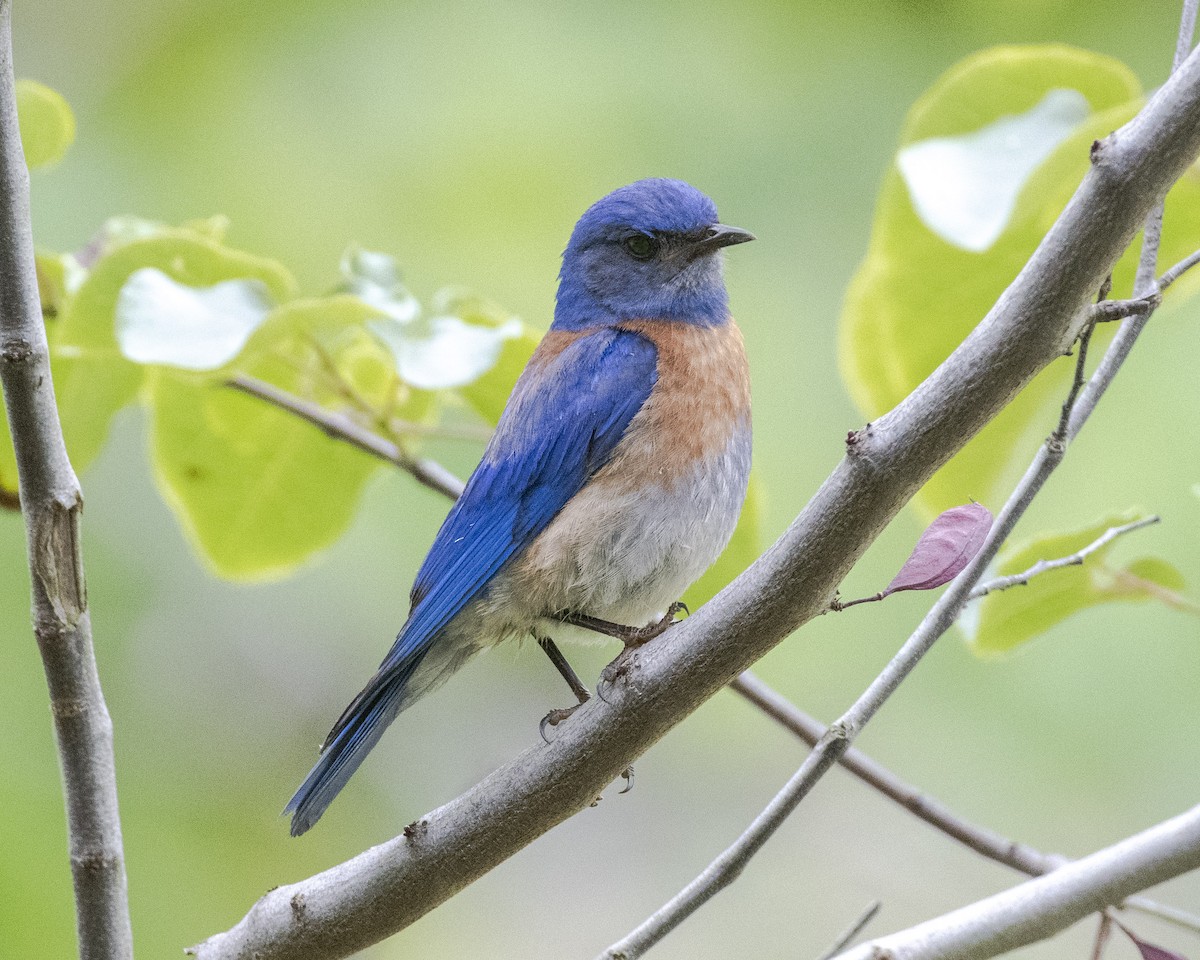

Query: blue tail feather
[[285, 660, 421, 836]]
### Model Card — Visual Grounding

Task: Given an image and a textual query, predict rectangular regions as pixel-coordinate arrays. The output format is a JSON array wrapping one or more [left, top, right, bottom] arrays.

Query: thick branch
[[0, 4, 133, 959], [229, 377, 1193, 940], [193, 43, 1200, 960], [834, 804, 1200, 960]]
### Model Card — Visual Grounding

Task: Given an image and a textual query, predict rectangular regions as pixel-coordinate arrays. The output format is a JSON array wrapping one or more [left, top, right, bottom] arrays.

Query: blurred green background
[[4, 1, 1199, 958]]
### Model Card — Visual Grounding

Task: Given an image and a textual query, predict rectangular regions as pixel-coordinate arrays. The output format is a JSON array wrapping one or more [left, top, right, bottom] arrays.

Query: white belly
[[483, 423, 751, 640]]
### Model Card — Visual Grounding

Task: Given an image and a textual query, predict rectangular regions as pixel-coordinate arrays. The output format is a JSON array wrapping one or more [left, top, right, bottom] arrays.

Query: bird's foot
[[595, 601, 690, 701], [622, 601, 689, 648], [539, 704, 582, 742]]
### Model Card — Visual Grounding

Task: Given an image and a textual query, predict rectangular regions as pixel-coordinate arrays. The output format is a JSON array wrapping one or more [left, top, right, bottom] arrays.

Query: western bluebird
[[287, 178, 753, 835]]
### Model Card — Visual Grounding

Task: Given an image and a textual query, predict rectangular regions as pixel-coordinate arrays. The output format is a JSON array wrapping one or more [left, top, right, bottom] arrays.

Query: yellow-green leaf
[[50, 229, 295, 475], [439, 289, 541, 424], [16, 79, 75, 169], [966, 510, 1186, 654], [148, 296, 429, 580], [0, 414, 16, 505], [839, 46, 1200, 520]]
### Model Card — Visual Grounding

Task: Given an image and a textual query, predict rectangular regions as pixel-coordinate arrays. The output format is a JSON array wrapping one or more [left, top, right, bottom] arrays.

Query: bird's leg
[[567, 602, 690, 692], [537, 634, 591, 741], [558, 601, 689, 649], [537, 632, 638, 791]]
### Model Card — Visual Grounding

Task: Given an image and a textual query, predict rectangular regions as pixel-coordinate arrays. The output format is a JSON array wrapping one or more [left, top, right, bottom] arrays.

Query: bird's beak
[[695, 223, 756, 253]]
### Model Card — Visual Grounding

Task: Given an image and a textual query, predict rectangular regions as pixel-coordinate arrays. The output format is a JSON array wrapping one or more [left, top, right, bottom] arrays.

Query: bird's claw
[[599, 647, 638, 693], [539, 704, 581, 742], [619, 764, 635, 794]]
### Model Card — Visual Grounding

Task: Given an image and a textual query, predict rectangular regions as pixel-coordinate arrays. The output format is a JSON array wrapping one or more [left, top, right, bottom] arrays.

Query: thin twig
[[1177, 0, 1200, 79], [227, 373, 465, 500], [1091, 911, 1115, 960], [815, 901, 882, 960], [830, 592, 884, 610], [729, 673, 1199, 934], [729, 673, 1060, 875], [1087, 296, 1160, 324], [1057, 299, 1099, 442], [1157, 246, 1200, 292], [0, 3, 133, 957], [969, 516, 1160, 598]]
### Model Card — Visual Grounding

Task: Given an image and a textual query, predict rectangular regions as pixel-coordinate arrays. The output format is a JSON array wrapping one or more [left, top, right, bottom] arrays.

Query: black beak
[[694, 223, 756, 253]]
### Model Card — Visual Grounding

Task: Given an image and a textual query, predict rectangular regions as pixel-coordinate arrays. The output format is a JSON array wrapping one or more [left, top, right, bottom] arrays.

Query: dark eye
[[623, 234, 658, 260]]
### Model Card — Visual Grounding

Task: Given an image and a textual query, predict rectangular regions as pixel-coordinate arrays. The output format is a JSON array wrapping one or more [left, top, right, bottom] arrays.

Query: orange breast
[[594, 318, 751, 493]]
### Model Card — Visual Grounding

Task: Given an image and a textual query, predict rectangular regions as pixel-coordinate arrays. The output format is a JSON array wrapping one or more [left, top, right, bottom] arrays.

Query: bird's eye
[[623, 234, 658, 260]]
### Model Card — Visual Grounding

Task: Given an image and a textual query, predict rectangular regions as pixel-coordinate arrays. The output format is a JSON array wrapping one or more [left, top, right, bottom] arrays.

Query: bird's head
[[553, 178, 754, 330]]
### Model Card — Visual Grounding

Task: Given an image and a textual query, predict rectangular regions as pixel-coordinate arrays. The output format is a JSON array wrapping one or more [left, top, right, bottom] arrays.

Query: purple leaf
[[1118, 924, 1190, 960], [883, 502, 993, 596]]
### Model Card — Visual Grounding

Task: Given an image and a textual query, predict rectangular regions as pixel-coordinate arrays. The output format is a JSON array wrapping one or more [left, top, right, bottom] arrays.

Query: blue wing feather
[[385, 326, 658, 675], [286, 326, 658, 834]]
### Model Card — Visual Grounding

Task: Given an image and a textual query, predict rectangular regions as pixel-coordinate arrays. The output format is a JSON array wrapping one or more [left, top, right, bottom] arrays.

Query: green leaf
[[115, 269, 275, 370], [685, 474, 762, 610], [438, 289, 541, 424], [897, 87, 1090, 252], [337, 245, 420, 322], [337, 247, 532, 395], [370, 311, 525, 391], [16, 79, 75, 169], [50, 228, 295, 475], [966, 510, 1186, 654], [147, 295, 427, 581], [0, 410, 17, 504], [35, 250, 77, 320], [839, 46, 1200, 520]]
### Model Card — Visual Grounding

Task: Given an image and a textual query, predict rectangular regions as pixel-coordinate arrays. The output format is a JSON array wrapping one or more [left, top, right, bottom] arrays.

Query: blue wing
[[286, 326, 658, 834]]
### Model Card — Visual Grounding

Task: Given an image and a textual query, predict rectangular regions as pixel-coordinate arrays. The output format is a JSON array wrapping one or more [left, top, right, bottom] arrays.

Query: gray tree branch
[[833, 804, 1200, 960], [729, 672, 1200, 935], [0, 3, 133, 959], [192, 40, 1200, 960]]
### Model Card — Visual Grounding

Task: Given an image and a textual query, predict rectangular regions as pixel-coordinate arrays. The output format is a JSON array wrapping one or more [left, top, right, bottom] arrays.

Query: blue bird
[[287, 178, 754, 835]]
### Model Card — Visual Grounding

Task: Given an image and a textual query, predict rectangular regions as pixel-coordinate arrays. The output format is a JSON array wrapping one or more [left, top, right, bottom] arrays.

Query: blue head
[[553, 178, 754, 330]]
